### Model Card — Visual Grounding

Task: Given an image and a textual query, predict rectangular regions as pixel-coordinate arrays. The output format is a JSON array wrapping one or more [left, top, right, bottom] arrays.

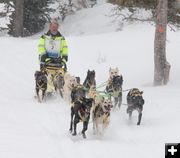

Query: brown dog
[[92, 98, 113, 135]]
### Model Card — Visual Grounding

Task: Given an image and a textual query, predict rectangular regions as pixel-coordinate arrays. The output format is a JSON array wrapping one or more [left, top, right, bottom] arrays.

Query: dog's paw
[[137, 122, 140, 125], [82, 133, 86, 139], [37, 97, 41, 103], [69, 129, 72, 133], [72, 132, 77, 136]]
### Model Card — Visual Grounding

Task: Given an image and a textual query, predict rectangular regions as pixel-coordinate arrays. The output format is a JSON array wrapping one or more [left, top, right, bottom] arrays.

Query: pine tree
[[8, 0, 55, 36], [23, 0, 54, 36]]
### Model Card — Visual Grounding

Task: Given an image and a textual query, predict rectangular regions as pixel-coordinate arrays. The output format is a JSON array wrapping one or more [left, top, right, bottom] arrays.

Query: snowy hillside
[[0, 3, 180, 158]]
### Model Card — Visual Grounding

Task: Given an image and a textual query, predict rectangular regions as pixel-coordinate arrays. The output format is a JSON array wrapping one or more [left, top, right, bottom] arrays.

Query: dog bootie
[[72, 132, 77, 136], [82, 132, 86, 139]]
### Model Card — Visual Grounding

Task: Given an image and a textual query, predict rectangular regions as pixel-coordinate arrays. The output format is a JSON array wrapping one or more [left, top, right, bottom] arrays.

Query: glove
[[45, 58, 52, 63], [40, 54, 47, 62], [62, 56, 68, 63]]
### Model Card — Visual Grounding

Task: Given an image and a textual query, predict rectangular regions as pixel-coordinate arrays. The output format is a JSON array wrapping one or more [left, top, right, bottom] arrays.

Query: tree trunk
[[154, 0, 171, 86], [14, 0, 24, 37]]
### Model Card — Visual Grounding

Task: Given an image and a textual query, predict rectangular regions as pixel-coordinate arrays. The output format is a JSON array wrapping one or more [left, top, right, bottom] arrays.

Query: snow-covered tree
[[109, 0, 180, 27], [57, 0, 72, 22], [56, 0, 96, 22], [70, 0, 96, 9]]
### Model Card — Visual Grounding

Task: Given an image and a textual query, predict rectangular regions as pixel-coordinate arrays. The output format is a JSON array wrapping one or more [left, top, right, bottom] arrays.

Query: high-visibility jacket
[[38, 31, 68, 62]]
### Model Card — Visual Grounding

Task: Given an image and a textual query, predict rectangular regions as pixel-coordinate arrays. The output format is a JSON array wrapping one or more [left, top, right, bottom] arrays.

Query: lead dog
[[106, 68, 123, 108], [108, 67, 119, 81], [69, 97, 94, 139], [127, 88, 145, 125], [88, 86, 113, 135], [92, 98, 113, 135]]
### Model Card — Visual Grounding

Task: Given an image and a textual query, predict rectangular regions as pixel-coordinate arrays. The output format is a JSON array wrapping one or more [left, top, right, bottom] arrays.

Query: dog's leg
[[129, 111, 132, 120], [103, 115, 110, 134], [114, 97, 118, 108], [137, 110, 142, 125], [92, 113, 96, 135], [54, 82, 57, 92], [102, 123, 108, 135], [59, 89, 63, 98], [82, 119, 89, 139], [118, 93, 122, 109], [36, 88, 41, 103], [93, 119, 98, 135], [69, 107, 74, 133], [93, 120, 96, 135], [42, 90, 46, 102], [72, 116, 79, 136], [95, 119, 100, 135], [127, 107, 132, 120], [63, 91, 68, 102], [67, 92, 71, 103]]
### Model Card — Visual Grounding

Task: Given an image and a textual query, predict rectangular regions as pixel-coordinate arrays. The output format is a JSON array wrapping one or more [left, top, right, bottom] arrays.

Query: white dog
[[109, 67, 119, 80], [63, 73, 78, 103]]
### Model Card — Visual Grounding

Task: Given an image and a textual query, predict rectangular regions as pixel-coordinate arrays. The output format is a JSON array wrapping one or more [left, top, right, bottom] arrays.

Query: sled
[[42, 62, 66, 93]]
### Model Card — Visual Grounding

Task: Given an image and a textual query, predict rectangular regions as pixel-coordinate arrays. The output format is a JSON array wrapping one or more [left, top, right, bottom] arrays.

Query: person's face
[[49, 23, 59, 35]]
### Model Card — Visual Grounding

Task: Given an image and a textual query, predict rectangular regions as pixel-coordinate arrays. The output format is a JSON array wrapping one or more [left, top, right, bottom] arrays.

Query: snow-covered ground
[[0, 3, 180, 158]]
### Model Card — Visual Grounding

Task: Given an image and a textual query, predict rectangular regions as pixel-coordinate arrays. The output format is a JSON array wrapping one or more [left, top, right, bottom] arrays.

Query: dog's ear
[[140, 91, 143, 95], [76, 77, 80, 84], [109, 67, 112, 72], [34, 71, 39, 78], [116, 67, 119, 73], [88, 69, 90, 74]]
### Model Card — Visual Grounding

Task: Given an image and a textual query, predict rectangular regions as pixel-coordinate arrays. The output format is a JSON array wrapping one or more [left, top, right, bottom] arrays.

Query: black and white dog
[[127, 88, 145, 125], [69, 85, 94, 138], [34, 70, 47, 103], [83, 70, 96, 91], [106, 75, 123, 108]]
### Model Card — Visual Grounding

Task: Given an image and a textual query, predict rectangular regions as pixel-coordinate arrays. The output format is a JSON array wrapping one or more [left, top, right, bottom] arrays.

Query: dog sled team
[[34, 19, 145, 139]]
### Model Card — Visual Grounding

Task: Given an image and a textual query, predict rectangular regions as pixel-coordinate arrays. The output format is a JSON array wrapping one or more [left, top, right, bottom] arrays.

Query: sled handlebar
[[41, 58, 67, 71]]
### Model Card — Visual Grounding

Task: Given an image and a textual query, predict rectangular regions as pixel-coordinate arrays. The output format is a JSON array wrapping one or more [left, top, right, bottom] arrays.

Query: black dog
[[106, 75, 123, 108], [71, 85, 86, 103], [127, 88, 144, 125], [83, 70, 96, 91], [34, 71, 47, 102], [69, 96, 94, 139]]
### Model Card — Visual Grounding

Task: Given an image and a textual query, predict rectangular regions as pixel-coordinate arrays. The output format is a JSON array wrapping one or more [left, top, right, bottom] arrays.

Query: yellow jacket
[[38, 31, 68, 62]]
